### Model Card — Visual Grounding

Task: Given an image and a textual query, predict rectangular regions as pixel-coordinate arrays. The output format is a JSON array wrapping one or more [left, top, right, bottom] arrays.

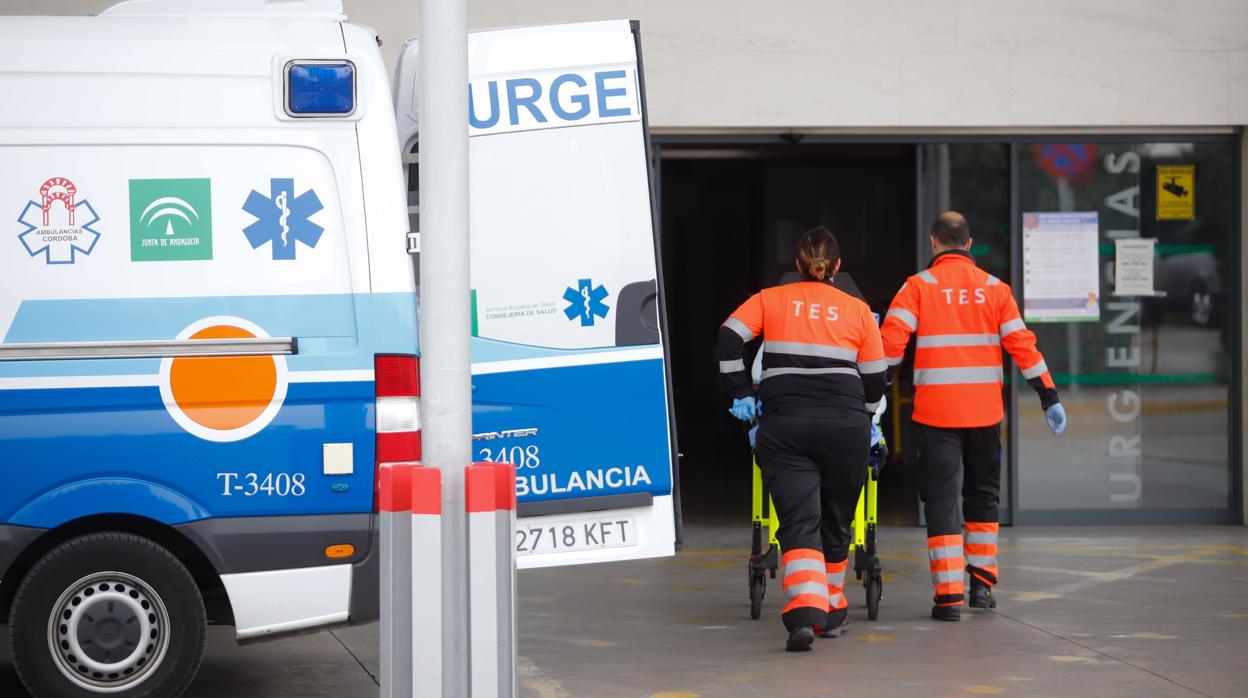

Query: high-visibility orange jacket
[[880, 251, 1059, 428], [717, 280, 886, 416]]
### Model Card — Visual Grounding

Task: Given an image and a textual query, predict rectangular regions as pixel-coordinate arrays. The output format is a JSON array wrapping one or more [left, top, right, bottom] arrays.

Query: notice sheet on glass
[[1022, 211, 1100, 322], [1113, 238, 1158, 296]]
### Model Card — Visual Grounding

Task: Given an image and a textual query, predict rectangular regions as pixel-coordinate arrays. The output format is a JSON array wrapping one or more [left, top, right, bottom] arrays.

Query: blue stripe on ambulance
[[0, 380, 375, 528], [471, 357, 672, 504]]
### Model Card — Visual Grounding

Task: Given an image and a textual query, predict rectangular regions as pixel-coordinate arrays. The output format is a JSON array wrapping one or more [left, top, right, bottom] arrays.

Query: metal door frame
[[652, 132, 1241, 526]]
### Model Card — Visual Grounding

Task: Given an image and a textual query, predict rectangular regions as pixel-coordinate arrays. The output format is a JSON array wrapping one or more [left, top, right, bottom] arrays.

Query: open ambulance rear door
[[394, 21, 680, 568]]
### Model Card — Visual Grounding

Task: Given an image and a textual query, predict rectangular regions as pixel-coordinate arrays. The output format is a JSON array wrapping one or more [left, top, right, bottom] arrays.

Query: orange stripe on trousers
[[929, 556, 963, 573], [964, 542, 996, 557], [782, 593, 830, 615], [935, 582, 963, 596], [928, 534, 963, 549]]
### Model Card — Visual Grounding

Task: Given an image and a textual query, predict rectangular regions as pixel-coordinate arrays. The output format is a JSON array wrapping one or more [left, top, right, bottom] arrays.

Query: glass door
[[917, 143, 1014, 523], [1012, 139, 1236, 524]]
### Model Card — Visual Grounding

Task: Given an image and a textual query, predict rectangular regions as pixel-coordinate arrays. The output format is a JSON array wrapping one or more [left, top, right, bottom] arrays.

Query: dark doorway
[[659, 143, 918, 525]]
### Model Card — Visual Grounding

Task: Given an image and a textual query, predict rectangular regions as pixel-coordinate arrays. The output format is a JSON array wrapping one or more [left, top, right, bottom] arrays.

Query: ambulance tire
[[8, 532, 207, 698]]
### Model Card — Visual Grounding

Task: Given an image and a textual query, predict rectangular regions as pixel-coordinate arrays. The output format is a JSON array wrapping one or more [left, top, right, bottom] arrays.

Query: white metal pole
[[379, 466, 413, 698], [466, 465, 499, 696], [417, 0, 471, 695], [411, 468, 444, 695]]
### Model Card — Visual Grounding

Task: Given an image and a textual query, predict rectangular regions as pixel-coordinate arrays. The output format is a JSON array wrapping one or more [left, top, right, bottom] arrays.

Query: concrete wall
[[457, 0, 1248, 131], [14, 0, 1247, 130]]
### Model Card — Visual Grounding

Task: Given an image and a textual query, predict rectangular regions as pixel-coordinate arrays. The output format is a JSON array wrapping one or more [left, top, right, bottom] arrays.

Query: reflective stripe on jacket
[[717, 280, 886, 415], [880, 251, 1058, 428]]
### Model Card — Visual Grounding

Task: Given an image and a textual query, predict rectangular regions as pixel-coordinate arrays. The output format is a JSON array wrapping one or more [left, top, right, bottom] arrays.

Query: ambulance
[[0, 1, 677, 695]]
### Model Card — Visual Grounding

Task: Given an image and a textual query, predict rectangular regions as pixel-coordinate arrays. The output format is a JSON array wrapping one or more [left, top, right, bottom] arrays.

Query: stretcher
[[747, 423, 887, 621]]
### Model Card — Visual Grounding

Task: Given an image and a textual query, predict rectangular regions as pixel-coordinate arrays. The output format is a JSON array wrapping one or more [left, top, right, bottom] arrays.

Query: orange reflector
[[325, 544, 355, 559]]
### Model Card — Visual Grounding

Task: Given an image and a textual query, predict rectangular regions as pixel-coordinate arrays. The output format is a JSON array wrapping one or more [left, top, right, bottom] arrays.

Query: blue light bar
[[287, 62, 355, 116]]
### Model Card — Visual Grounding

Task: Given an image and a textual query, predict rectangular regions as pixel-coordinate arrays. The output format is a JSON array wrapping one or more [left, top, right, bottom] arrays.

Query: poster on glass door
[[1021, 211, 1100, 323]]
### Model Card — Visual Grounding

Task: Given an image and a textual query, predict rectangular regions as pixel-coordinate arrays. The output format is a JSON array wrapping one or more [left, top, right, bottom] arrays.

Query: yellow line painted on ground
[[1141, 399, 1228, 415], [571, 638, 617, 648], [1050, 655, 1098, 664], [1012, 544, 1248, 553], [854, 633, 895, 642], [650, 693, 700, 698], [1013, 546, 1228, 602], [965, 685, 1005, 694], [1004, 564, 1121, 578], [685, 561, 738, 569], [518, 656, 572, 698]]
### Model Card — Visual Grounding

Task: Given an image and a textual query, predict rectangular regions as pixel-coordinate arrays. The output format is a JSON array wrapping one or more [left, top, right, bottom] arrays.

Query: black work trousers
[[915, 422, 1001, 536], [755, 407, 870, 631]]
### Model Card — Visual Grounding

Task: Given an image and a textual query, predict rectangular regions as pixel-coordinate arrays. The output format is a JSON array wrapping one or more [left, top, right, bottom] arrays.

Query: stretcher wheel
[[866, 575, 882, 621], [749, 572, 765, 620]]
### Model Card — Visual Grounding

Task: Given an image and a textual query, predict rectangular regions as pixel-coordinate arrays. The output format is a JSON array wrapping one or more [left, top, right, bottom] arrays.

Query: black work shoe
[[785, 626, 815, 651], [968, 578, 997, 609], [819, 618, 850, 638], [931, 604, 961, 622]]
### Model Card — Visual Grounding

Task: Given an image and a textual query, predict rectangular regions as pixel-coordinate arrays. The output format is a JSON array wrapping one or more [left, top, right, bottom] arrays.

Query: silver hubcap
[[47, 572, 170, 693]]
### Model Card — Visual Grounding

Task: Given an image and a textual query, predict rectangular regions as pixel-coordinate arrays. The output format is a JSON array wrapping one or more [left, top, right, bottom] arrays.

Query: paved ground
[[3, 525, 1246, 697]]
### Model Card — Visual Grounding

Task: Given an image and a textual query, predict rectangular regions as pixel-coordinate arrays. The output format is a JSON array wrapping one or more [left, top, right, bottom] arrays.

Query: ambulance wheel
[[749, 573, 765, 620], [8, 532, 206, 697], [866, 576, 882, 621]]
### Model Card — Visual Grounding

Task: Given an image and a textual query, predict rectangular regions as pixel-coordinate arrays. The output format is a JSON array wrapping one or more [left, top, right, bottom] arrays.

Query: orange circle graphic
[[169, 325, 279, 432]]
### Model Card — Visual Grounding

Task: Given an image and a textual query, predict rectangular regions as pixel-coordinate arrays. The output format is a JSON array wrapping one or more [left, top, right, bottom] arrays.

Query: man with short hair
[[881, 211, 1067, 621]]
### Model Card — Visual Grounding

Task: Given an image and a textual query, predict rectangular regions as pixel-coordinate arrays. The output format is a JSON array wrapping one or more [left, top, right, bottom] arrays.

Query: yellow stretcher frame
[[748, 452, 884, 621]]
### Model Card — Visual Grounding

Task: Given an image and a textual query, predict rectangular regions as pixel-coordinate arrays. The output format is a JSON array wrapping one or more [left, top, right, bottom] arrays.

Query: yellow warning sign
[[1156, 165, 1195, 220]]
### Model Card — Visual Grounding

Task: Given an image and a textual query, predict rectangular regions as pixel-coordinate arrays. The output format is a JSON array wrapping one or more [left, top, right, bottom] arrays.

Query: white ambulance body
[[0, 1, 676, 695], [396, 21, 678, 570]]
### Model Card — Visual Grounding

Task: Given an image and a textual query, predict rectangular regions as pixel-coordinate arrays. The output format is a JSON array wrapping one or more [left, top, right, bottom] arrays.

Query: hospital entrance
[[656, 139, 1237, 527], [657, 142, 926, 525]]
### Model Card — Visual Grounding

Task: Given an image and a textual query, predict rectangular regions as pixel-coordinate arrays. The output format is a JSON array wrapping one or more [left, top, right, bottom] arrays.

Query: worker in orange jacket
[[881, 211, 1067, 622], [717, 226, 887, 651]]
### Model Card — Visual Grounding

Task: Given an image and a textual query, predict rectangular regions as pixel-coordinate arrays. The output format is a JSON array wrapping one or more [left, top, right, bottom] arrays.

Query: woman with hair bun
[[716, 225, 887, 652]]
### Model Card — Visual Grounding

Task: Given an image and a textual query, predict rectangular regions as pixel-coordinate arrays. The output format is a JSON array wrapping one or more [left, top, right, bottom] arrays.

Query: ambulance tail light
[[374, 354, 421, 512]]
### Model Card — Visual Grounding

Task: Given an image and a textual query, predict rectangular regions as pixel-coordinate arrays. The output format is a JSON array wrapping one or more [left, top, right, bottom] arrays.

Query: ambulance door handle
[[614, 279, 660, 346], [0, 337, 298, 361]]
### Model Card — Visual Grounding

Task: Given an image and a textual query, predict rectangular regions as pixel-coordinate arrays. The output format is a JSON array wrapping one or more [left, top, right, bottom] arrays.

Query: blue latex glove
[[729, 396, 757, 422], [748, 425, 759, 448], [1045, 403, 1067, 436], [870, 423, 884, 446]]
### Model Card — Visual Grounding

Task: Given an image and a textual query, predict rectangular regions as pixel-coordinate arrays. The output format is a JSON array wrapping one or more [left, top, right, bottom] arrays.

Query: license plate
[[514, 515, 638, 556]]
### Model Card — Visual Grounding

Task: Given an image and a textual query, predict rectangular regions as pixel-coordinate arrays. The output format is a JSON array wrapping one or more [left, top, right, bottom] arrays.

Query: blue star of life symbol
[[562, 278, 610, 327], [242, 178, 324, 260], [17, 200, 101, 265]]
